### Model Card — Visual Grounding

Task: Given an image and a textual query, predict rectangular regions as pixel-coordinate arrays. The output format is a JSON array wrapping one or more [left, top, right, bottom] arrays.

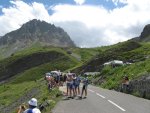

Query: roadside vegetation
[[91, 42, 150, 91], [1, 41, 150, 112], [0, 46, 80, 113], [0, 56, 76, 113], [95, 59, 150, 89], [0, 78, 61, 113]]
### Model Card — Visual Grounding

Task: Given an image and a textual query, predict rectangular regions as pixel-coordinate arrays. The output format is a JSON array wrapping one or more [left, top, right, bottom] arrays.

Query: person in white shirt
[[17, 98, 41, 113]]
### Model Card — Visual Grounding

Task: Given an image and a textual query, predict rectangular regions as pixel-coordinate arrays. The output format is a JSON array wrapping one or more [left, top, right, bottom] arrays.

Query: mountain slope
[[72, 41, 142, 73], [132, 24, 150, 42], [139, 24, 150, 41], [0, 19, 75, 47], [0, 47, 79, 82], [0, 19, 75, 59], [0, 46, 80, 112]]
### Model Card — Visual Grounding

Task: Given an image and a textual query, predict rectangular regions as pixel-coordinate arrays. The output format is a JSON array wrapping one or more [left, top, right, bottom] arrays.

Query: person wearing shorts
[[80, 75, 88, 99], [72, 74, 77, 97], [66, 74, 73, 97], [69, 74, 74, 98], [66, 75, 71, 96], [74, 74, 81, 96]]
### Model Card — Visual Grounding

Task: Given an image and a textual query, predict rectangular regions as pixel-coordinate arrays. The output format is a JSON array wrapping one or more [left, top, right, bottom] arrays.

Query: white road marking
[[96, 93, 106, 99], [88, 89, 95, 93], [88, 88, 125, 112], [108, 100, 126, 112]]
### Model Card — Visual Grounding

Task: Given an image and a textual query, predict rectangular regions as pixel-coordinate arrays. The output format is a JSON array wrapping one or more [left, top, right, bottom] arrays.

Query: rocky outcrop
[[132, 24, 150, 42], [139, 24, 150, 41], [130, 75, 150, 99], [0, 19, 76, 48], [121, 75, 150, 99]]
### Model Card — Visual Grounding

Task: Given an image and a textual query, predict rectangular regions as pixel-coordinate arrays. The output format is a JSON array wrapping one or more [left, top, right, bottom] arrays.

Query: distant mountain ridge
[[139, 24, 150, 41], [0, 19, 75, 58], [0, 19, 75, 47], [132, 24, 150, 42]]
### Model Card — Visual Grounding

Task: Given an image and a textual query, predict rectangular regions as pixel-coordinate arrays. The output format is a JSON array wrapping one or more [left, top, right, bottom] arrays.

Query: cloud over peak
[[0, 1, 49, 36], [0, 0, 150, 47]]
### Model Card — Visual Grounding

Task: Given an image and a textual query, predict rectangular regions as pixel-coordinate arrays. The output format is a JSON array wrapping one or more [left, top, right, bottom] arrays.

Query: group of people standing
[[45, 71, 66, 90], [65, 73, 89, 99], [45, 71, 89, 99], [17, 71, 89, 113]]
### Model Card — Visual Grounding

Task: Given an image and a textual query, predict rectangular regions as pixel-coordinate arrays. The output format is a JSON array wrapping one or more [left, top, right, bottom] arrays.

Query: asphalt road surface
[[52, 85, 150, 113]]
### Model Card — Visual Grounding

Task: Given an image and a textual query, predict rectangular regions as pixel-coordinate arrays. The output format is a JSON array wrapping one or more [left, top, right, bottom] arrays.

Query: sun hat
[[28, 98, 37, 107]]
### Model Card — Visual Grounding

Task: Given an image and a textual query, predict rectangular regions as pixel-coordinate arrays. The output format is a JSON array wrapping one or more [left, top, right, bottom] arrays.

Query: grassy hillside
[[0, 46, 79, 113], [0, 44, 100, 112], [11, 56, 78, 84], [0, 45, 80, 113], [2, 39, 150, 112], [72, 41, 142, 73], [90, 42, 150, 90], [0, 46, 79, 82], [69, 47, 99, 62], [0, 78, 61, 113], [0, 41, 42, 60], [93, 58, 150, 89]]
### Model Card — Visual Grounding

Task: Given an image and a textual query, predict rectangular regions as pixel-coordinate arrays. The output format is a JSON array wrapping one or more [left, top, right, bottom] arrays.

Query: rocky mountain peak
[[139, 24, 150, 39], [0, 19, 76, 47]]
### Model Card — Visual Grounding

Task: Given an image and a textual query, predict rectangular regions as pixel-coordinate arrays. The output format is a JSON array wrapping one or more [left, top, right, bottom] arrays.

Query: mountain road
[[52, 85, 150, 113]]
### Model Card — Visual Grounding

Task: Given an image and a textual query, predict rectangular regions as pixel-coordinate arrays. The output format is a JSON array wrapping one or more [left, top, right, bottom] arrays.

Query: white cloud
[[0, 1, 49, 36], [54, 21, 110, 47], [74, 0, 86, 5], [0, 0, 150, 47], [49, 2, 150, 47], [50, 4, 108, 28]]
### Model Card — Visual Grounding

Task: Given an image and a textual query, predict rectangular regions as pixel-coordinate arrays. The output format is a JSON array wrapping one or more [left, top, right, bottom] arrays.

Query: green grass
[[0, 45, 80, 112], [0, 79, 62, 113], [11, 56, 78, 84], [2, 40, 150, 112], [14, 46, 66, 57], [99, 58, 150, 89], [69, 47, 99, 62], [64, 47, 101, 74], [0, 81, 37, 107], [72, 40, 143, 73], [0, 46, 80, 81], [37, 86, 61, 113], [88, 42, 150, 90]]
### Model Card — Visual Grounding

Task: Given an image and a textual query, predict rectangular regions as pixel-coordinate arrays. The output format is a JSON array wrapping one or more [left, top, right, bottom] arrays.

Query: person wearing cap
[[17, 98, 41, 113]]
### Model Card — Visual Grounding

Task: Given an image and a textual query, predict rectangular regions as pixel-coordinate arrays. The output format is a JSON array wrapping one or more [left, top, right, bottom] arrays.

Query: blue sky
[[0, 0, 150, 47], [0, 0, 126, 15]]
